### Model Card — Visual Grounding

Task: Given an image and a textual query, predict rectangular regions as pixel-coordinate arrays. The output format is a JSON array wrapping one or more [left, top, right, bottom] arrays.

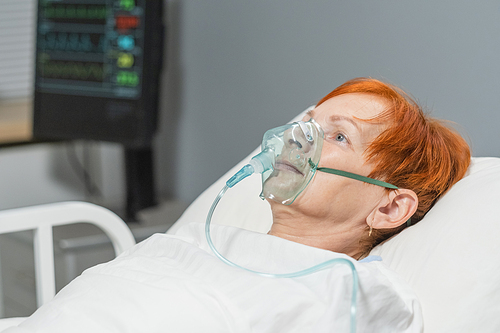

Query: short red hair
[[317, 78, 471, 253]]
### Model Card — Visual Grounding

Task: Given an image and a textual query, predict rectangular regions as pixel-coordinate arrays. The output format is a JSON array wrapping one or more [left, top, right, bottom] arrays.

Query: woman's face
[[270, 93, 390, 225]]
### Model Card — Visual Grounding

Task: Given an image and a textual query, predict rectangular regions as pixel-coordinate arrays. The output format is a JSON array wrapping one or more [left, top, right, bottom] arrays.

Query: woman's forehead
[[313, 93, 388, 120], [308, 93, 389, 149]]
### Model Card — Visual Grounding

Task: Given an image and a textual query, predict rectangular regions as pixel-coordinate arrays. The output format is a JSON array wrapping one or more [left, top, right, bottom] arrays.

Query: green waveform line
[[43, 4, 107, 20], [40, 32, 104, 53], [39, 61, 104, 81]]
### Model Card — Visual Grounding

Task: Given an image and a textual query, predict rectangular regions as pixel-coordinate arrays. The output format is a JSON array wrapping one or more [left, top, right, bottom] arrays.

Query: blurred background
[[0, 0, 499, 317], [1, 0, 500, 213]]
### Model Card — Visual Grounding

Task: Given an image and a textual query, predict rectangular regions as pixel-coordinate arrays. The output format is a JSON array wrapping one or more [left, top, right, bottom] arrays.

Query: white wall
[[0, 142, 125, 211], [0, 0, 499, 211]]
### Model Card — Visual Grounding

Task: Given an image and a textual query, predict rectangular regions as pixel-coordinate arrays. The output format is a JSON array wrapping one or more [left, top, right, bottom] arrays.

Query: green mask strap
[[308, 159, 398, 190], [308, 159, 412, 226], [316, 168, 399, 189]]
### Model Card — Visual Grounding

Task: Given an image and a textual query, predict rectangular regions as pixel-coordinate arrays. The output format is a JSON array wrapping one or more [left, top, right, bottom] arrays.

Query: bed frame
[[0, 201, 135, 312]]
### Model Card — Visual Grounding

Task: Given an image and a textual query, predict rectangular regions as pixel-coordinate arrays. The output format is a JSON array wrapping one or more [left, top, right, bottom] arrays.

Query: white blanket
[[4, 224, 422, 333]]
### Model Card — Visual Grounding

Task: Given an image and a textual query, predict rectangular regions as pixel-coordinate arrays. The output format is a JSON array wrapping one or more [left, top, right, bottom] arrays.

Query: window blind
[[0, 0, 36, 100]]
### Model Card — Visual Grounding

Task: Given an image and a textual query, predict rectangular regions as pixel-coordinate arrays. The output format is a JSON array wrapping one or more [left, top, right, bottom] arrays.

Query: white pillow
[[370, 157, 500, 333], [166, 144, 272, 235]]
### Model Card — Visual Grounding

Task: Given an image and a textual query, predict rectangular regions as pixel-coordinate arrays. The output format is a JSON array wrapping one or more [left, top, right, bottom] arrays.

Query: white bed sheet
[[3, 223, 422, 333]]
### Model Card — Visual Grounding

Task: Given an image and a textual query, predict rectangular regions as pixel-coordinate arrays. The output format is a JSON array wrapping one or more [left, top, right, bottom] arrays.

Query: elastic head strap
[[317, 168, 399, 189], [308, 159, 398, 190], [308, 159, 412, 226]]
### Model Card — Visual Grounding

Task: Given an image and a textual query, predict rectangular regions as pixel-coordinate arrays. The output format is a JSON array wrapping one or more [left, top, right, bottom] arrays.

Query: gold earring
[[369, 216, 375, 237]]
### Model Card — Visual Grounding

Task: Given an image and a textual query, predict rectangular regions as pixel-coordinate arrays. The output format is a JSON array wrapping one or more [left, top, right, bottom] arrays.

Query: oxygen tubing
[[205, 183, 359, 333]]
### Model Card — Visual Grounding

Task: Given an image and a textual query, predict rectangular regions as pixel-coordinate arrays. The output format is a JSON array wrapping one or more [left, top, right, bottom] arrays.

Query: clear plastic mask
[[259, 118, 324, 205]]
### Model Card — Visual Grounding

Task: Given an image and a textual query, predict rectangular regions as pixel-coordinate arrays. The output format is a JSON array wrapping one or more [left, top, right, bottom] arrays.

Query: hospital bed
[[0, 124, 498, 332], [168, 153, 500, 333]]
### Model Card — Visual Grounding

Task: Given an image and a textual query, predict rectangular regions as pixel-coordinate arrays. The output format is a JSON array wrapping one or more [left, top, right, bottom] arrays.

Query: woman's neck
[[267, 205, 367, 259]]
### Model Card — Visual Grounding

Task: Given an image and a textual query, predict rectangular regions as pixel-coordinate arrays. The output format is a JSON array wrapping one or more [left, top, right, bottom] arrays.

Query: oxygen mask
[[225, 118, 323, 204], [258, 118, 323, 205]]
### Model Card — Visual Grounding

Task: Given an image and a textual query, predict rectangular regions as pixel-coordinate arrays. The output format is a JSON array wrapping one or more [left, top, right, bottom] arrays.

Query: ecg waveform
[[36, 0, 146, 99], [39, 32, 105, 53], [42, 3, 107, 25], [38, 60, 105, 82]]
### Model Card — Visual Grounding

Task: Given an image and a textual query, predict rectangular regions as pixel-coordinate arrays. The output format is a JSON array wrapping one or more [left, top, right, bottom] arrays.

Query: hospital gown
[[3, 223, 423, 333]]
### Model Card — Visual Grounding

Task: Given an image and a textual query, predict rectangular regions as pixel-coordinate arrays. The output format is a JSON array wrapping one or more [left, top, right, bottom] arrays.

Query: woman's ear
[[371, 189, 418, 229]]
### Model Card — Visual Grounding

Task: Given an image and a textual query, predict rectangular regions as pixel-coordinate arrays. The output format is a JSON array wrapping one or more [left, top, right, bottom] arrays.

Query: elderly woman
[[268, 78, 470, 259], [7, 78, 470, 333]]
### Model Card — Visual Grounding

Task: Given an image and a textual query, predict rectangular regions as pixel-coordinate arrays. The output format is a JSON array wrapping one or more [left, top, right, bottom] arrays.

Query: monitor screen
[[33, 0, 163, 147]]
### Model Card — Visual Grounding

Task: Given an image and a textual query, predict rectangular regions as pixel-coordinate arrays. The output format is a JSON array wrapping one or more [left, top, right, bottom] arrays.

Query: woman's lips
[[275, 161, 304, 176]]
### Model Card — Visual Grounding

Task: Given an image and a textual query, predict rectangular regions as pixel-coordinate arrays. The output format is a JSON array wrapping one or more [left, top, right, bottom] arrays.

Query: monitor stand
[[124, 146, 157, 222]]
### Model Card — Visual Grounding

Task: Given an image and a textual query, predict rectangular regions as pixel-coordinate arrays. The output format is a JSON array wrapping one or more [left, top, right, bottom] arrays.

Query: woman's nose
[[288, 138, 302, 148], [284, 128, 309, 150]]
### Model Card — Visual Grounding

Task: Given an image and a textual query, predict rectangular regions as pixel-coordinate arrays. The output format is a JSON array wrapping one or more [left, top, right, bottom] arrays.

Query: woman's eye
[[334, 133, 347, 143]]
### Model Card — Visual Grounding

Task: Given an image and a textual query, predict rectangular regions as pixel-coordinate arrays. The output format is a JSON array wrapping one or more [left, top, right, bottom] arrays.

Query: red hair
[[317, 78, 471, 254]]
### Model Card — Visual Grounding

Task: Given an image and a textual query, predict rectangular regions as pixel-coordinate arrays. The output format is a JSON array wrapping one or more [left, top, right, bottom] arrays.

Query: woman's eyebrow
[[328, 115, 361, 133], [307, 110, 361, 136]]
